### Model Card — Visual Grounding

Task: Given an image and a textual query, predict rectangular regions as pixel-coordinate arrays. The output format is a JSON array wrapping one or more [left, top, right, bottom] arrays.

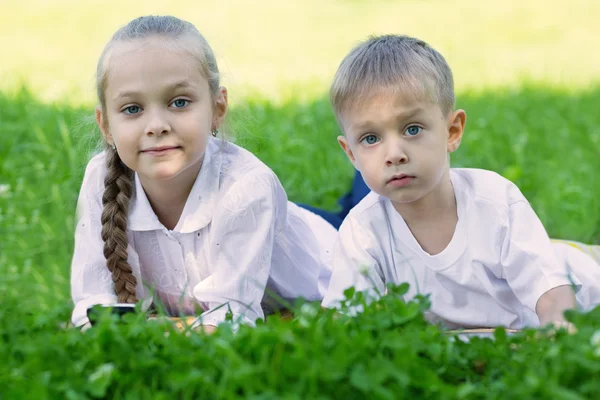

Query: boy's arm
[[500, 198, 581, 325], [322, 216, 386, 310], [536, 285, 577, 326]]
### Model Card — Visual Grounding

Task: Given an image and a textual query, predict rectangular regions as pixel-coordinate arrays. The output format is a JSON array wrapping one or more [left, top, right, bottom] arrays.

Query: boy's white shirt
[[323, 168, 600, 329], [71, 137, 335, 328]]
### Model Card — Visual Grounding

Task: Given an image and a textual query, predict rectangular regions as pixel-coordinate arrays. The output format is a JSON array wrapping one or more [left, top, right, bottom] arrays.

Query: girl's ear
[[447, 109, 466, 153], [212, 87, 228, 130], [96, 107, 113, 145]]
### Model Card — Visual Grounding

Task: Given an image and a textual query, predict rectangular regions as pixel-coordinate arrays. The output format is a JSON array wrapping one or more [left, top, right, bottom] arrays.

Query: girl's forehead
[[103, 38, 206, 96], [107, 36, 197, 62]]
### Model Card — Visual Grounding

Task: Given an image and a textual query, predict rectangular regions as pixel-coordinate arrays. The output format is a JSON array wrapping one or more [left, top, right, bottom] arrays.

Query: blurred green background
[[2, 0, 600, 102], [0, 0, 599, 312]]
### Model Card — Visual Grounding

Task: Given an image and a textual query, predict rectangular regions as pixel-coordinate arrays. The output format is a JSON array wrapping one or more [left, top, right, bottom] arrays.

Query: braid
[[100, 147, 138, 303]]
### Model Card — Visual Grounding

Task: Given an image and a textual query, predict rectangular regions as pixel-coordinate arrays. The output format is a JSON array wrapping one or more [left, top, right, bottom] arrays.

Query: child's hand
[[169, 316, 197, 331], [147, 316, 216, 335], [169, 317, 217, 334], [548, 320, 577, 334], [536, 285, 577, 327]]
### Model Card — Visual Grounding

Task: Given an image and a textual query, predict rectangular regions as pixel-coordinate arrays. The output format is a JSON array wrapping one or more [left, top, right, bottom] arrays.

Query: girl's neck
[[392, 169, 457, 226], [138, 158, 203, 230]]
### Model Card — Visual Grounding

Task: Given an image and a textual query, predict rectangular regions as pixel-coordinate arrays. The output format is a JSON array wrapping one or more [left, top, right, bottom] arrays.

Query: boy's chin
[[382, 189, 424, 206]]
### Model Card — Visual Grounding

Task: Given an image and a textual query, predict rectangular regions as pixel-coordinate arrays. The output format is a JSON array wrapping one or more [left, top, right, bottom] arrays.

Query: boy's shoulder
[[347, 191, 387, 217], [451, 168, 528, 208], [344, 191, 391, 233]]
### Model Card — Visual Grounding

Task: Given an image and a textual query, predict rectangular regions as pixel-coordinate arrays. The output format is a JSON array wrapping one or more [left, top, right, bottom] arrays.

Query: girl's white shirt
[[322, 168, 600, 329], [71, 137, 336, 328]]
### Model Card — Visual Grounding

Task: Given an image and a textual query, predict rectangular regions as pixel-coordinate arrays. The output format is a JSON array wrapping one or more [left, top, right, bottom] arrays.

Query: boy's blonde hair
[[95, 16, 220, 304], [330, 35, 455, 126]]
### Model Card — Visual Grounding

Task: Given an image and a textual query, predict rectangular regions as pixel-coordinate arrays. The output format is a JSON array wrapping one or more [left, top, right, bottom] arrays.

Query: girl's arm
[[191, 171, 282, 329], [71, 154, 148, 328]]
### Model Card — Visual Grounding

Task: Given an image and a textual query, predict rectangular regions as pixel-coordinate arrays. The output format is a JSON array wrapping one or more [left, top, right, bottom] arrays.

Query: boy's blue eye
[[172, 99, 189, 108], [124, 105, 141, 115], [404, 125, 422, 136], [361, 134, 380, 145]]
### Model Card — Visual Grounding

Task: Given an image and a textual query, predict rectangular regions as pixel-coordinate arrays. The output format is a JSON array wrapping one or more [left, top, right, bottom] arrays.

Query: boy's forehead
[[340, 85, 433, 116], [337, 85, 445, 134]]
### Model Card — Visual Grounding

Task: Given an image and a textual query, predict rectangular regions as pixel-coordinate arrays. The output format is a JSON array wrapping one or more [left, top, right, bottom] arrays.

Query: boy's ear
[[338, 135, 358, 167], [96, 107, 113, 145], [447, 109, 466, 153], [212, 86, 228, 130]]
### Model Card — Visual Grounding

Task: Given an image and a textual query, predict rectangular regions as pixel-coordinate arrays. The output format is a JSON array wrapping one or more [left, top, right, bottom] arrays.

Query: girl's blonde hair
[[330, 35, 455, 127], [96, 15, 220, 303]]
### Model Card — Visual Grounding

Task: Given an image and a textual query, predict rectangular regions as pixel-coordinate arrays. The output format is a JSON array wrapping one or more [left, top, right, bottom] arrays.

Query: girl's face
[[97, 37, 227, 186]]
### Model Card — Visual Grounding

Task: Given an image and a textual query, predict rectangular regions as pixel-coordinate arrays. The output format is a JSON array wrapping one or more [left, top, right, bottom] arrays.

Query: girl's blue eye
[[172, 99, 189, 108], [124, 105, 141, 115], [404, 125, 422, 136], [361, 134, 380, 145]]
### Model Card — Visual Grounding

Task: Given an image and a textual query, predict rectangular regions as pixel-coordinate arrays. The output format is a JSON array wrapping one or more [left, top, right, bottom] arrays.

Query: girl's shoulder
[[216, 140, 280, 187], [208, 140, 287, 218], [80, 150, 109, 195], [85, 150, 107, 172]]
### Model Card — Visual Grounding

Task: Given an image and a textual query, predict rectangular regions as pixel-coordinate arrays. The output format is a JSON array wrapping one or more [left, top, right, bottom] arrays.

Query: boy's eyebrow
[[112, 80, 195, 101], [349, 105, 428, 131]]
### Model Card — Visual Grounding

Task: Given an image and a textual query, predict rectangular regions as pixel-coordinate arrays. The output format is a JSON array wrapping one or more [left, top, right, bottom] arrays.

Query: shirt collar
[[128, 137, 223, 233]]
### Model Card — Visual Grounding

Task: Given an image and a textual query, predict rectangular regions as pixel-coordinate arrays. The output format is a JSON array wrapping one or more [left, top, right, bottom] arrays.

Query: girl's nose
[[145, 110, 171, 136]]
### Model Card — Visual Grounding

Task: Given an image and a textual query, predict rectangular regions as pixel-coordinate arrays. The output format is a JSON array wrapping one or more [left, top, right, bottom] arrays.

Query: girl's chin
[[140, 168, 185, 182], [137, 160, 201, 184]]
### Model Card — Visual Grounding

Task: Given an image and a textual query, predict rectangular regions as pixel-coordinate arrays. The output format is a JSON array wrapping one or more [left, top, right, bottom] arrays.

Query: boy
[[322, 35, 600, 329]]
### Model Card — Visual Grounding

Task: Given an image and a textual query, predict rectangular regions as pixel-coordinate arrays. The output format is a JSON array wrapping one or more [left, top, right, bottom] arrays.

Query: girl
[[71, 15, 337, 331]]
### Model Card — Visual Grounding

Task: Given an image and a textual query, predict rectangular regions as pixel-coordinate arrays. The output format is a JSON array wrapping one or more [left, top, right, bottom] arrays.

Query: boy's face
[[337, 88, 465, 207]]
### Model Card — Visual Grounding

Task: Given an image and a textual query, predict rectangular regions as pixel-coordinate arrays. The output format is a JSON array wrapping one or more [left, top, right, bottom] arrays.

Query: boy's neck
[[138, 158, 203, 231], [391, 171, 456, 224], [391, 171, 458, 256]]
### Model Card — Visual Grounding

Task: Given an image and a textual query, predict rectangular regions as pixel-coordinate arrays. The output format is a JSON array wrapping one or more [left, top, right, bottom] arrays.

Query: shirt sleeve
[[500, 199, 580, 313], [192, 171, 283, 328], [70, 157, 149, 327], [321, 215, 385, 310]]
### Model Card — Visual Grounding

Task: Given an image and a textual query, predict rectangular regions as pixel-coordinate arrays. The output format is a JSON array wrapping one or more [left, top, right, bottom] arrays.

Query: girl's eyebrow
[[112, 80, 195, 101]]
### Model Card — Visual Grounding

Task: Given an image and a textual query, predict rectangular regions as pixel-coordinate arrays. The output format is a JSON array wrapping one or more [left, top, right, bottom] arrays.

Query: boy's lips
[[387, 174, 415, 187]]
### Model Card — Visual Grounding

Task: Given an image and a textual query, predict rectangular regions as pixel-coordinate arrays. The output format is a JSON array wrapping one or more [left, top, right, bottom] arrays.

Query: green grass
[[2, 1, 600, 397], [3, 280, 600, 398], [1, 85, 599, 314]]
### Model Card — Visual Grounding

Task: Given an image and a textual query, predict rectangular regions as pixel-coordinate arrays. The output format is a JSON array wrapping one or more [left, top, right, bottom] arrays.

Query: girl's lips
[[141, 146, 180, 155]]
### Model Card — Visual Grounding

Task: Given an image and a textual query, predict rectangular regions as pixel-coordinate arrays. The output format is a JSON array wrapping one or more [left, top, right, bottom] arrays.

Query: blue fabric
[[297, 171, 369, 230]]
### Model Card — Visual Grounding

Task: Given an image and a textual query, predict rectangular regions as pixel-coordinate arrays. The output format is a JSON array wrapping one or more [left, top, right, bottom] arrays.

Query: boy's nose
[[385, 141, 408, 166]]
